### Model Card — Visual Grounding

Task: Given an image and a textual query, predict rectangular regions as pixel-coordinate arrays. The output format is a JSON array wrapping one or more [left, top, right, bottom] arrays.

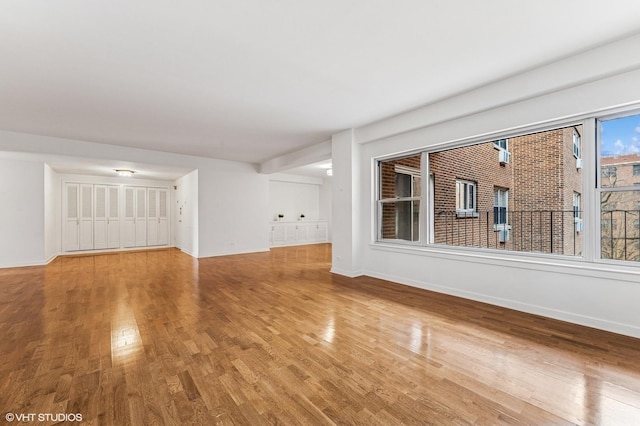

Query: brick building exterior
[[600, 154, 640, 261], [380, 125, 584, 256]]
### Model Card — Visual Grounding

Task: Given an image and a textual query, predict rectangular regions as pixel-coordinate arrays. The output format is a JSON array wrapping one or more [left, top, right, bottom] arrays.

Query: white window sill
[[369, 241, 640, 282], [456, 211, 479, 218]]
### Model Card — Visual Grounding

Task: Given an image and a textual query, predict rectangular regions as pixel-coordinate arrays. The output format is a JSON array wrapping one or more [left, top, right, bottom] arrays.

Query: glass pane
[[600, 114, 640, 188], [600, 191, 640, 262], [395, 173, 411, 197], [380, 200, 420, 242], [379, 155, 421, 199], [429, 125, 583, 255]]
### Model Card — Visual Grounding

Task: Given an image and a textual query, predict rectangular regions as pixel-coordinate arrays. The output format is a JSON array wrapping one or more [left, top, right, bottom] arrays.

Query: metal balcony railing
[[435, 209, 640, 261], [434, 210, 584, 256], [601, 209, 640, 261]]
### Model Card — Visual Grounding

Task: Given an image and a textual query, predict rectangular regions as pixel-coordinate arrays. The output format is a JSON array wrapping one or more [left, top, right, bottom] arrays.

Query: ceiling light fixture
[[115, 169, 135, 177]]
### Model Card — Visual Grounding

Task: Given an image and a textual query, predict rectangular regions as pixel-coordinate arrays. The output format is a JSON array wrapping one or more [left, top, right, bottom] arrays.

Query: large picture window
[[375, 112, 640, 266], [377, 125, 584, 256]]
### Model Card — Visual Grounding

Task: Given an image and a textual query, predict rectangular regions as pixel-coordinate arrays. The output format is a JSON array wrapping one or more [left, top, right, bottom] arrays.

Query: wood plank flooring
[[1, 244, 639, 425]]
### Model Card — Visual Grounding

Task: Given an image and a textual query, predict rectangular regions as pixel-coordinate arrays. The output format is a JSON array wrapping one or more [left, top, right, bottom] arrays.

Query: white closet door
[[94, 185, 108, 249], [107, 186, 120, 249], [79, 184, 94, 250], [135, 187, 147, 247], [147, 188, 159, 246], [65, 183, 80, 251], [123, 187, 136, 248], [158, 189, 169, 245]]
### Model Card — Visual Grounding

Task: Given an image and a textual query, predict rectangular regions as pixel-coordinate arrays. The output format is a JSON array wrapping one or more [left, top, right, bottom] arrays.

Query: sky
[[600, 113, 640, 157]]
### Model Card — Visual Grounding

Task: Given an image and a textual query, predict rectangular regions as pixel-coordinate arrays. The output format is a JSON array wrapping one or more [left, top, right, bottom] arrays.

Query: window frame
[[573, 129, 581, 158], [373, 104, 640, 269], [493, 138, 508, 151], [573, 192, 581, 221], [376, 154, 424, 244], [493, 187, 509, 230], [595, 111, 640, 265], [455, 179, 477, 217]]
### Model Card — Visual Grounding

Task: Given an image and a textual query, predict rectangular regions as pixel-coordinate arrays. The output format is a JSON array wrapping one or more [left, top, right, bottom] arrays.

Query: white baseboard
[[198, 247, 271, 259]]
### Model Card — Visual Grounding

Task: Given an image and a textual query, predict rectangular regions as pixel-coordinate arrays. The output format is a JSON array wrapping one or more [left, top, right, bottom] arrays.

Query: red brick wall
[[430, 142, 512, 248]]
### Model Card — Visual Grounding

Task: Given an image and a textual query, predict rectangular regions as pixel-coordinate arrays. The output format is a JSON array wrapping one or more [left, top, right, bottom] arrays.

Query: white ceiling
[[2, 1, 640, 170], [0, 150, 193, 181]]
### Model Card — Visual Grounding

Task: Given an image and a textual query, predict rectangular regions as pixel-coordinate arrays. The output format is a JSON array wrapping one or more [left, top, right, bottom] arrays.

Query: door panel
[[107, 186, 120, 249], [65, 183, 80, 251], [79, 184, 94, 250]]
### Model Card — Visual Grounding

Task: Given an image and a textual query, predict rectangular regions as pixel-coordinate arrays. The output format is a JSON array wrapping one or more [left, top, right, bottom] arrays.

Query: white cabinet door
[[312, 222, 328, 242], [66, 183, 120, 251], [79, 184, 94, 250], [94, 185, 108, 250], [146, 188, 169, 246], [296, 223, 309, 242], [123, 187, 136, 248], [135, 187, 147, 247], [285, 224, 297, 243], [107, 186, 120, 249], [271, 223, 286, 245], [158, 189, 169, 245], [124, 186, 169, 248], [64, 183, 80, 251], [147, 188, 159, 246]]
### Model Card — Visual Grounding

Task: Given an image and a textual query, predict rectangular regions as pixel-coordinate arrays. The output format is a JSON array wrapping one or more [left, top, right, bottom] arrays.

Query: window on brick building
[[602, 166, 617, 180], [573, 130, 581, 158], [493, 188, 508, 228], [599, 112, 640, 262], [493, 139, 508, 151], [573, 193, 581, 220], [456, 180, 476, 216]]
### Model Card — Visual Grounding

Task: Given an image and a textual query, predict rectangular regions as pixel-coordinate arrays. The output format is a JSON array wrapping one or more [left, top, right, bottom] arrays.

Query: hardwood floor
[[1, 244, 639, 425]]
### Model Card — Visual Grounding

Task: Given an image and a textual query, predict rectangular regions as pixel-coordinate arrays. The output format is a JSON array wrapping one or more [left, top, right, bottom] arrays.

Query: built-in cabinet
[[64, 182, 169, 252], [270, 220, 328, 246]]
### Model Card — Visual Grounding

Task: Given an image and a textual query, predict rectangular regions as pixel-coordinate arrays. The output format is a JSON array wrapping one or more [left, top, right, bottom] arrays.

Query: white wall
[[0, 131, 271, 264], [338, 39, 640, 338], [0, 158, 45, 267], [319, 177, 332, 241], [175, 170, 198, 257], [331, 129, 362, 277], [43, 164, 60, 262], [197, 164, 270, 257], [268, 175, 322, 222]]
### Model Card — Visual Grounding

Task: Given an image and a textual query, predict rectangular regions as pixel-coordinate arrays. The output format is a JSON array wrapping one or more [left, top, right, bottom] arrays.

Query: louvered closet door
[[79, 184, 94, 250], [158, 189, 169, 245], [135, 187, 147, 247], [107, 186, 120, 249], [123, 187, 136, 248], [94, 185, 108, 249], [65, 183, 80, 251], [147, 188, 159, 246]]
